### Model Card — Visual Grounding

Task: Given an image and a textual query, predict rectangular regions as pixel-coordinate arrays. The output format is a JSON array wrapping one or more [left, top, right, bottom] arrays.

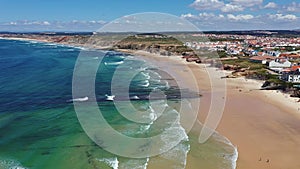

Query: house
[[268, 59, 292, 72], [249, 55, 274, 64], [269, 51, 281, 57], [279, 53, 300, 60], [262, 48, 281, 57], [281, 66, 300, 83]]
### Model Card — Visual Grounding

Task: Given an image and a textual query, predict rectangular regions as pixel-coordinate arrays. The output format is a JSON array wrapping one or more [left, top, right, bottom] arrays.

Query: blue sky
[[0, 0, 299, 31]]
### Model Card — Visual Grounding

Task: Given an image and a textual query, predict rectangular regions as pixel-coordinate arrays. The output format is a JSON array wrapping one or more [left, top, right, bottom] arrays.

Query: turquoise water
[[0, 39, 237, 169]]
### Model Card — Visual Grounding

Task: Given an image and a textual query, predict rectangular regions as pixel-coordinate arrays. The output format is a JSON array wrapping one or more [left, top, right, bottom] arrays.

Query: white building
[[268, 59, 292, 72], [281, 66, 300, 83]]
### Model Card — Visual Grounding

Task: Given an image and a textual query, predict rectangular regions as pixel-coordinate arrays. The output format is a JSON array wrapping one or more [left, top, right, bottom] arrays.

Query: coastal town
[[181, 32, 300, 98], [185, 32, 300, 81]]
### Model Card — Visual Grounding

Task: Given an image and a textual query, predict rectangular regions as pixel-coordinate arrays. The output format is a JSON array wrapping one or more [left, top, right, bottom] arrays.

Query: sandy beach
[[217, 77, 300, 169], [123, 49, 300, 169], [2, 36, 300, 168]]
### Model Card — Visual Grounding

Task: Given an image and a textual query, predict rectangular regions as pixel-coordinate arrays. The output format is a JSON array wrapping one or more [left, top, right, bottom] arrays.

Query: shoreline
[[3, 37, 300, 168], [0, 36, 112, 50], [117, 49, 300, 169]]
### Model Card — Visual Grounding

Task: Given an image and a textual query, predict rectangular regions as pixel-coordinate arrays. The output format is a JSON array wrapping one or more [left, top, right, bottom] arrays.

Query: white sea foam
[[137, 67, 148, 71], [43, 43, 59, 47], [157, 108, 189, 158], [149, 100, 167, 119], [151, 71, 161, 79], [148, 112, 157, 122], [104, 61, 124, 66], [159, 140, 190, 168], [118, 158, 149, 169], [98, 157, 119, 169], [207, 128, 238, 169], [64, 48, 76, 51], [138, 124, 151, 134], [0, 159, 28, 169], [115, 55, 125, 59], [232, 146, 238, 169], [69, 96, 89, 102], [73, 46, 87, 50], [130, 95, 140, 100], [139, 80, 150, 87], [140, 72, 150, 80], [162, 80, 170, 89], [23, 41, 38, 44], [105, 94, 115, 101], [217, 134, 239, 169], [125, 55, 134, 59]]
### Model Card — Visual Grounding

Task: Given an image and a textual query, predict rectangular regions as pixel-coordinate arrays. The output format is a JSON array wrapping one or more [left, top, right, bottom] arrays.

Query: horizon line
[[0, 29, 300, 34]]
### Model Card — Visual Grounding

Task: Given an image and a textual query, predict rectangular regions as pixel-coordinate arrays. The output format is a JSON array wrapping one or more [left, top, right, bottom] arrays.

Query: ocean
[[0, 39, 237, 169]]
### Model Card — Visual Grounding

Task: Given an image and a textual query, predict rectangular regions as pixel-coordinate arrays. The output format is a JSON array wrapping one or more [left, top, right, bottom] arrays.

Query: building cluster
[[185, 33, 300, 83]]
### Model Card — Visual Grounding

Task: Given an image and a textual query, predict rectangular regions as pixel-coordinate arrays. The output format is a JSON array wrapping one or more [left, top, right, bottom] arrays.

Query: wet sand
[[217, 77, 300, 169], [126, 50, 300, 169]]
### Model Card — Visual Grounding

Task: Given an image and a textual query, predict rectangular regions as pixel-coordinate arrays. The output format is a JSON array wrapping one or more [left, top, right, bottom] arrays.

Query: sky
[[0, 0, 299, 31]]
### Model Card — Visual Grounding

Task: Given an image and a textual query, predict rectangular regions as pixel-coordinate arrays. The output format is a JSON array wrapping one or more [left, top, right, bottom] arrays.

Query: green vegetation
[[279, 46, 300, 52], [217, 51, 228, 58], [222, 58, 297, 88], [174, 46, 194, 53], [115, 34, 194, 54], [118, 34, 183, 45], [271, 46, 300, 52], [266, 74, 282, 84], [265, 74, 294, 89], [222, 58, 266, 70]]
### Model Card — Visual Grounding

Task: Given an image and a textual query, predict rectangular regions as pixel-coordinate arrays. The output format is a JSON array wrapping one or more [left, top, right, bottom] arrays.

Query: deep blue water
[[0, 39, 78, 112], [0, 39, 157, 112]]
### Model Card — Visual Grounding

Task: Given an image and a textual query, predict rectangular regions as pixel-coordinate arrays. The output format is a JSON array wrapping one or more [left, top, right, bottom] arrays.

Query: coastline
[[0, 36, 112, 51], [3, 37, 300, 168], [118, 49, 300, 169], [218, 76, 300, 169]]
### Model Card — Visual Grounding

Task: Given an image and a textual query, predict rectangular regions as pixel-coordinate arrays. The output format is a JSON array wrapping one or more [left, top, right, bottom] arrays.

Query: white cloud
[[181, 13, 197, 19], [97, 20, 106, 24], [180, 12, 300, 30], [199, 12, 216, 17], [230, 0, 263, 7], [264, 2, 277, 9], [219, 14, 225, 18], [269, 14, 298, 21], [181, 12, 226, 21], [227, 14, 254, 21], [21, 21, 51, 25], [43, 21, 50, 25], [182, 13, 256, 22], [190, 0, 224, 10], [8, 22, 17, 25], [182, 12, 230, 20], [221, 4, 244, 12], [190, 0, 264, 12], [284, 2, 300, 12], [0, 20, 108, 32]]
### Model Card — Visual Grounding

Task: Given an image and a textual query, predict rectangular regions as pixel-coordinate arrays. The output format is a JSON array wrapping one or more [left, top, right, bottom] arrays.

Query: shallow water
[[0, 39, 237, 169]]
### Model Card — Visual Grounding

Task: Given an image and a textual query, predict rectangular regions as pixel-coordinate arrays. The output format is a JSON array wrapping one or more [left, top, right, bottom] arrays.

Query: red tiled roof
[[250, 55, 274, 61], [291, 66, 300, 71], [279, 54, 300, 58], [282, 65, 300, 72]]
